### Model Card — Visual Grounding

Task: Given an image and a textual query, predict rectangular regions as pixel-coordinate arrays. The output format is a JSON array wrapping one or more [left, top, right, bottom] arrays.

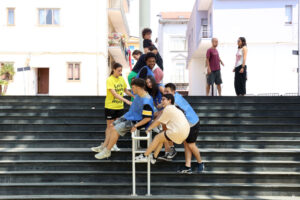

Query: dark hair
[[164, 83, 176, 92], [146, 76, 159, 98], [110, 63, 122, 76], [142, 28, 152, 38], [163, 94, 175, 105], [131, 78, 146, 89], [144, 52, 156, 62], [148, 45, 157, 51], [238, 37, 247, 48], [132, 50, 142, 56]]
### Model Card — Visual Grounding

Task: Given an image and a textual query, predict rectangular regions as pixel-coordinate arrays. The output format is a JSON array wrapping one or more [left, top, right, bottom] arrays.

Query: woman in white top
[[135, 93, 190, 163], [233, 37, 248, 96]]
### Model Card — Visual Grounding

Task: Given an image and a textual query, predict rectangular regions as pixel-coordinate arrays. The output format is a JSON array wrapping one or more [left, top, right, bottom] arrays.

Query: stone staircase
[[0, 96, 299, 200]]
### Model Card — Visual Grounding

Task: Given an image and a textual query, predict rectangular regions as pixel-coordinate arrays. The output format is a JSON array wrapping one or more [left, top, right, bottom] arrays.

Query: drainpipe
[[139, 0, 150, 52], [298, 1, 300, 95]]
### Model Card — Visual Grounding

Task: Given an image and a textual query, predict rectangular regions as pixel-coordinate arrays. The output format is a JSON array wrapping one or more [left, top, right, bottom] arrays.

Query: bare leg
[[164, 141, 170, 152], [144, 132, 166, 156], [217, 84, 222, 96], [184, 142, 193, 167], [187, 142, 202, 163], [206, 84, 211, 96], [106, 126, 120, 150], [103, 119, 114, 147], [154, 142, 164, 158]]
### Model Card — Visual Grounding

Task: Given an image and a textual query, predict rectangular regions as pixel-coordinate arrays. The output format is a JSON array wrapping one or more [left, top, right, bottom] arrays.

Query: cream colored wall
[[0, 0, 108, 95]]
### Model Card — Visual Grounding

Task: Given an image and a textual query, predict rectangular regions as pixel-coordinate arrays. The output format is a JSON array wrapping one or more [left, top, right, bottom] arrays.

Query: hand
[[207, 68, 211, 75], [131, 125, 137, 133], [126, 100, 132, 105], [239, 67, 244, 73], [233, 68, 235, 72], [145, 129, 150, 134], [221, 62, 224, 67]]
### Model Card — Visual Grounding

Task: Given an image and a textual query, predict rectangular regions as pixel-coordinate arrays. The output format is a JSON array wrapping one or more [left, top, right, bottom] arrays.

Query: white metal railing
[[131, 129, 152, 196]]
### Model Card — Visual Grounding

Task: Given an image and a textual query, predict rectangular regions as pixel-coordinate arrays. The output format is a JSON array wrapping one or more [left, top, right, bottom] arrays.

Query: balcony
[[108, 33, 129, 68], [108, 0, 130, 36], [198, 0, 212, 11]]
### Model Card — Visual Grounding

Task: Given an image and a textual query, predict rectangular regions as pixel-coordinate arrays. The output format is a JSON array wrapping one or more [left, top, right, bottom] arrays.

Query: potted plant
[[0, 63, 15, 95]]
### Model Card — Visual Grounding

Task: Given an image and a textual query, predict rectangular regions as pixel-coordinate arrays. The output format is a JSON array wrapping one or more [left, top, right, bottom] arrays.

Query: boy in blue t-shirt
[[94, 78, 154, 160]]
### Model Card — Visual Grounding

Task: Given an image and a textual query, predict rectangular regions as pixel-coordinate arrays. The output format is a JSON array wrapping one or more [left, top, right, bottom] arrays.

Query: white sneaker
[[135, 154, 156, 164], [111, 144, 120, 152], [91, 143, 104, 153], [95, 148, 111, 160]]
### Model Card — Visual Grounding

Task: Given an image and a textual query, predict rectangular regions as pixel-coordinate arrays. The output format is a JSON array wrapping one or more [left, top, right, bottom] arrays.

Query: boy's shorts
[[113, 116, 134, 136]]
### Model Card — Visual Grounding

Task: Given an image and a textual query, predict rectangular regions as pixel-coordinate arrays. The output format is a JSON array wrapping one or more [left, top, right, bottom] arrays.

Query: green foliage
[[0, 63, 15, 77]]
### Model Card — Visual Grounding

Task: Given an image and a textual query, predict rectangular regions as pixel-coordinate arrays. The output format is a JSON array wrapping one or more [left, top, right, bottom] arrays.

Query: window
[[67, 63, 80, 81], [39, 9, 60, 25], [172, 62, 186, 83], [201, 18, 209, 38], [169, 37, 187, 51], [7, 8, 15, 25], [285, 5, 293, 24]]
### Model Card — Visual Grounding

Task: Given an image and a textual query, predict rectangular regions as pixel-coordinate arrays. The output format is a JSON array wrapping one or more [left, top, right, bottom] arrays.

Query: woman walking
[[91, 63, 134, 152], [233, 37, 248, 96]]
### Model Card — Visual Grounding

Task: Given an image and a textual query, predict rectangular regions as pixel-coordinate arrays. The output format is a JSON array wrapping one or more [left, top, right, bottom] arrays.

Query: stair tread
[[1, 182, 300, 187], [0, 195, 299, 200], [1, 148, 299, 153], [1, 171, 300, 175], [1, 160, 300, 164]]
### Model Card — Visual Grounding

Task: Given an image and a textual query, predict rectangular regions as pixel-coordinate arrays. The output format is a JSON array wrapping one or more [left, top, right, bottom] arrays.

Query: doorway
[[37, 68, 49, 94]]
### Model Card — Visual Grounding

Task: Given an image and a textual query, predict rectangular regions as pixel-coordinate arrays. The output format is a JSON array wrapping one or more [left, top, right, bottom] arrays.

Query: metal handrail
[[131, 129, 152, 196]]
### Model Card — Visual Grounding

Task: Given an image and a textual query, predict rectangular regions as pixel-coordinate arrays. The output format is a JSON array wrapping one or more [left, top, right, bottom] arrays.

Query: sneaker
[[167, 147, 177, 159], [157, 152, 172, 162], [177, 166, 192, 174], [95, 148, 111, 160], [197, 162, 205, 173], [91, 143, 104, 153], [135, 154, 156, 164], [111, 144, 120, 152]]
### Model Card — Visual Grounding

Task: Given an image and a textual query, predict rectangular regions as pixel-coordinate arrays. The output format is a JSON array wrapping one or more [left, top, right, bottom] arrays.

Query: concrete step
[[1, 160, 299, 173], [0, 182, 299, 196], [0, 131, 299, 140], [0, 195, 299, 200], [1, 171, 300, 184], [1, 110, 300, 118], [0, 139, 300, 149], [0, 148, 299, 161]]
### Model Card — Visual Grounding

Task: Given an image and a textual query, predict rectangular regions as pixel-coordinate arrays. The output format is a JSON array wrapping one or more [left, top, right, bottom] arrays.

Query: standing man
[[206, 38, 224, 96]]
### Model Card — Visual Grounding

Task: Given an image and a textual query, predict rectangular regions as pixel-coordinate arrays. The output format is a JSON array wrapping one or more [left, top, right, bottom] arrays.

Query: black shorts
[[207, 70, 222, 85], [185, 121, 200, 143], [104, 108, 124, 120]]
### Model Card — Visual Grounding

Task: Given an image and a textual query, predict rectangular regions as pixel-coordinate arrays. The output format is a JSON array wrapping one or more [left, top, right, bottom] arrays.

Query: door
[[38, 68, 49, 94]]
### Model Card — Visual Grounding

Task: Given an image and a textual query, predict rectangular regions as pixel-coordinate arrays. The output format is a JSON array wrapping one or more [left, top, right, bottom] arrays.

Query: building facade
[[157, 12, 190, 92], [187, 0, 298, 96], [0, 0, 130, 96]]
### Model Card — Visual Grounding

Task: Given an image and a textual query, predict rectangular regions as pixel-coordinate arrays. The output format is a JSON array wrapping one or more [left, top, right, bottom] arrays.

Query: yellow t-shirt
[[105, 75, 127, 110]]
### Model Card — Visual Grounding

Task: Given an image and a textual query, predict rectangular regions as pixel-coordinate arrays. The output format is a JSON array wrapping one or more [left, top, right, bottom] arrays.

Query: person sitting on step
[[94, 78, 154, 160], [135, 94, 190, 164]]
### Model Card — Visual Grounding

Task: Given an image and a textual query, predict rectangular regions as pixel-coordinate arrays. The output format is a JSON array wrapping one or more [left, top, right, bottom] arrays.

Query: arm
[[145, 120, 161, 133], [239, 47, 248, 73], [124, 88, 135, 98], [206, 58, 211, 74], [242, 47, 248, 67], [110, 89, 131, 105], [131, 117, 152, 132], [159, 86, 164, 94], [220, 58, 224, 66]]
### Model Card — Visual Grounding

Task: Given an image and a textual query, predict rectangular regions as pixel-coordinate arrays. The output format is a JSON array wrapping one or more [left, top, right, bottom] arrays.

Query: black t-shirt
[[143, 39, 153, 48]]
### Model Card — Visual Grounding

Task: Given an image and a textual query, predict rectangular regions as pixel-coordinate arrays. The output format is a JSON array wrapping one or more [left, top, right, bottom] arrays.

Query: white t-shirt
[[158, 105, 190, 144], [235, 48, 244, 67]]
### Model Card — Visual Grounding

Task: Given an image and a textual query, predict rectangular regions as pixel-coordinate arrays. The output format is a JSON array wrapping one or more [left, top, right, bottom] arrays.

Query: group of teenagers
[[91, 28, 204, 174]]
